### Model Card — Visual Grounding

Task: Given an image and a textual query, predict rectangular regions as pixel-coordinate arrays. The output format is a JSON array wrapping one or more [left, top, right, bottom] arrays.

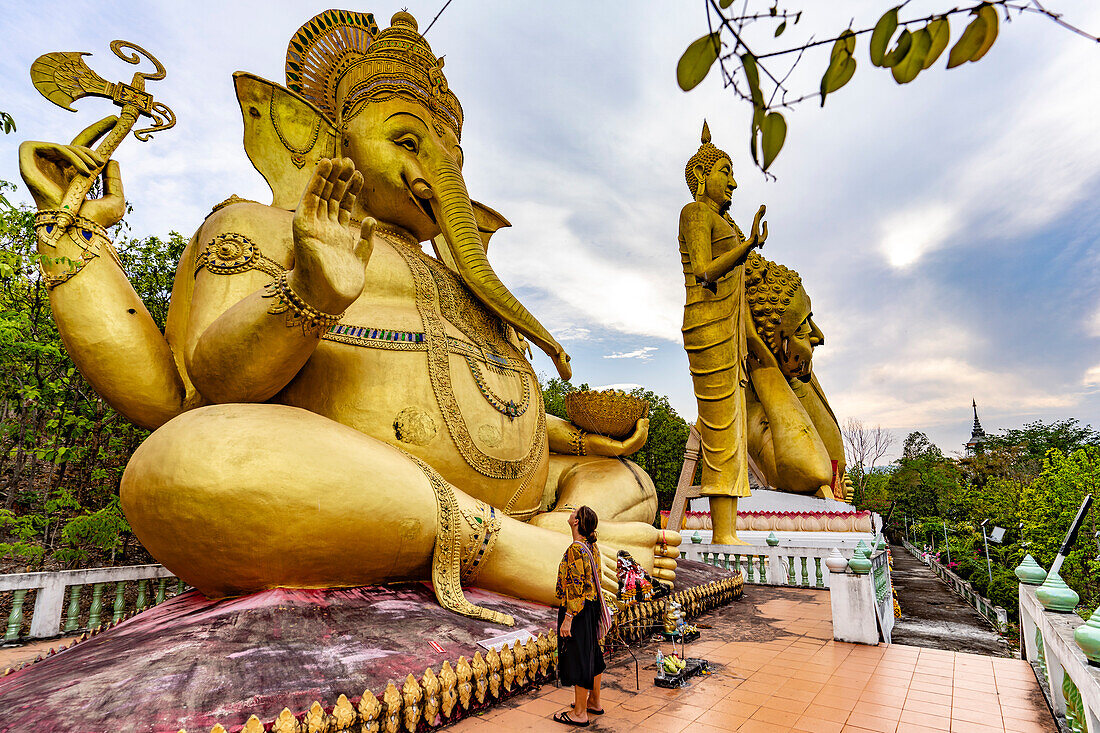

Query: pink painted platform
[[0, 583, 551, 733], [0, 561, 732, 732]]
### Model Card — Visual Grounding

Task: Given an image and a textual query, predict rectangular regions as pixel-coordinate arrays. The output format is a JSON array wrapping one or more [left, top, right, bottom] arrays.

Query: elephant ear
[[431, 201, 511, 272], [233, 72, 338, 210]]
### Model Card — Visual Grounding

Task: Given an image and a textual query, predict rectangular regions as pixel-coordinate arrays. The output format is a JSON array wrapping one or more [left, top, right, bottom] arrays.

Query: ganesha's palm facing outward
[[290, 158, 375, 314]]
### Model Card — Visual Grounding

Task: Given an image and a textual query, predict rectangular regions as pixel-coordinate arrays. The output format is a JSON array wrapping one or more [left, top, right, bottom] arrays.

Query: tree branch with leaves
[[677, 0, 1099, 174]]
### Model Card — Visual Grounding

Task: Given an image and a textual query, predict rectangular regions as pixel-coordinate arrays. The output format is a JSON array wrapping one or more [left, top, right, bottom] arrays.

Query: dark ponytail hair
[[576, 505, 598, 545]]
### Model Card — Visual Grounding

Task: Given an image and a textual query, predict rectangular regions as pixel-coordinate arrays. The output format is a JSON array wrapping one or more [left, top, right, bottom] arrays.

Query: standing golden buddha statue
[[677, 122, 768, 544]]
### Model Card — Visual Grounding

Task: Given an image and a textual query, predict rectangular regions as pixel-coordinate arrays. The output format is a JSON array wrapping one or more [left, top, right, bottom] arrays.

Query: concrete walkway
[[452, 586, 1054, 732], [890, 545, 1013, 657]]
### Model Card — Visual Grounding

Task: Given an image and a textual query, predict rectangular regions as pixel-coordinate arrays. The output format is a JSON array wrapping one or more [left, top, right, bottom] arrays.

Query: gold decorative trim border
[[188, 632, 558, 733], [391, 241, 546, 482], [407, 452, 514, 627], [610, 573, 744, 644]]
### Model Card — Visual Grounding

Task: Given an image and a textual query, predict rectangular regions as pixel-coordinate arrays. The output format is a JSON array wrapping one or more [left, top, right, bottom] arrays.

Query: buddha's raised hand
[[18, 115, 125, 229], [748, 203, 768, 249], [289, 158, 373, 315]]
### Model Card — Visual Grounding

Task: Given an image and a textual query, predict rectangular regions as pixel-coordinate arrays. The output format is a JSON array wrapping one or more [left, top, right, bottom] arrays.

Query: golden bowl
[[564, 389, 649, 439]]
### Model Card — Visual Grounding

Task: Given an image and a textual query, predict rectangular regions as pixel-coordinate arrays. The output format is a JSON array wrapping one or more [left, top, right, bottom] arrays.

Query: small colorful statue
[[617, 549, 669, 603]]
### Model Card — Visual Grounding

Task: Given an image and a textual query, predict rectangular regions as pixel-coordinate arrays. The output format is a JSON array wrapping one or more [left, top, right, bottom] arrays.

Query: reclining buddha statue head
[[745, 252, 824, 382]]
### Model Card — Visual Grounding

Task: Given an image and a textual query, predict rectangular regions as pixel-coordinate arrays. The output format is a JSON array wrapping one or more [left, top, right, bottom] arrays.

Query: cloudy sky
[[2, 1, 1098, 459]]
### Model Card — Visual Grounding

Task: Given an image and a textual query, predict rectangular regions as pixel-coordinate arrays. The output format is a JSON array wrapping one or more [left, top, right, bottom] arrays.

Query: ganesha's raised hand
[[289, 157, 373, 315], [18, 115, 126, 231]]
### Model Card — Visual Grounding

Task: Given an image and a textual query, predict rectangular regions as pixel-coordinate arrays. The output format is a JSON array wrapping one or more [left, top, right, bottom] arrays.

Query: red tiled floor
[[456, 586, 1054, 733]]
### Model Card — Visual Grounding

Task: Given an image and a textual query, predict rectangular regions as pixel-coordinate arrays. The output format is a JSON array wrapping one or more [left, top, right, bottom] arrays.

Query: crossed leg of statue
[[122, 404, 680, 615]]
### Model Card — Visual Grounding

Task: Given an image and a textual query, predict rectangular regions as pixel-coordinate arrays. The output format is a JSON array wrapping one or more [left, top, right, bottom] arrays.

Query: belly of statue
[[275, 240, 548, 514]]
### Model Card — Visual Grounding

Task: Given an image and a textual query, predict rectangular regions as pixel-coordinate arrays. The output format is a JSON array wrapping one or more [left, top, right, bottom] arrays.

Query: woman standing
[[553, 505, 609, 727]]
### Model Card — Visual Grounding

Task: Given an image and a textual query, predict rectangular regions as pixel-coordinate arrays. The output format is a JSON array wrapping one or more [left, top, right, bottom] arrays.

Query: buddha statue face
[[694, 155, 736, 213], [339, 93, 462, 243], [746, 253, 824, 382], [777, 284, 824, 381]]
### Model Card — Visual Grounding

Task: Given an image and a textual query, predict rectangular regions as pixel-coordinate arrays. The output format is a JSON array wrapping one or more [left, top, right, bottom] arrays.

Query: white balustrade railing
[[1, 564, 185, 642], [683, 542, 896, 645], [1020, 584, 1100, 733], [871, 548, 895, 644], [681, 543, 845, 589]]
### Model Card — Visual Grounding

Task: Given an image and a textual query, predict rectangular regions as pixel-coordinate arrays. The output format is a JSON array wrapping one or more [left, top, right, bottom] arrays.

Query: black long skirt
[[557, 599, 606, 690]]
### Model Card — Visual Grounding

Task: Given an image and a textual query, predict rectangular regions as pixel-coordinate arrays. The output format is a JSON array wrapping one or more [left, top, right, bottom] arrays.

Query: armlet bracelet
[[262, 272, 344, 336], [33, 210, 111, 290], [569, 426, 588, 456], [34, 210, 110, 244]]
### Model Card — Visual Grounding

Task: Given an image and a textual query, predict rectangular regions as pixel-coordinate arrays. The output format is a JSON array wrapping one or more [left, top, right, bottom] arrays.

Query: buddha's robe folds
[[678, 219, 750, 499]]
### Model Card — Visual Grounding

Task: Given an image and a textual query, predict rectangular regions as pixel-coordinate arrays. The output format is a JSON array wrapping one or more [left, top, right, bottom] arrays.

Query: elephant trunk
[[432, 155, 570, 378]]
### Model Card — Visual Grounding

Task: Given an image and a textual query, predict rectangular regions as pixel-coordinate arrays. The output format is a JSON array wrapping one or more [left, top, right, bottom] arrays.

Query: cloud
[[489, 201, 683, 342], [874, 26, 1100, 270], [594, 383, 644, 392], [1085, 364, 1100, 388], [603, 347, 657, 361], [554, 326, 592, 342], [1088, 307, 1100, 339], [3, 0, 1098, 458], [879, 203, 958, 269]]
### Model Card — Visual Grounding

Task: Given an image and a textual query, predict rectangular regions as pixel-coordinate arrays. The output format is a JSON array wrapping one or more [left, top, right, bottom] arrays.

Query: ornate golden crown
[[284, 9, 463, 139], [684, 121, 731, 196]]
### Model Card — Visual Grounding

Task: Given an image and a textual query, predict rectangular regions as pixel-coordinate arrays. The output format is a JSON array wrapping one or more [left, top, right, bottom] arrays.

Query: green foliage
[[868, 422, 1100, 622], [984, 418, 1100, 468], [677, 34, 722, 92], [870, 8, 900, 67], [540, 376, 585, 420], [55, 498, 130, 564], [760, 111, 787, 171], [679, 0, 1092, 172], [820, 31, 857, 106], [886, 431, 963, 519], [1020, 448, 1099, 618], [0, 112, 14, 135], [626, 386, 691, 511], [0, 508, 44, 561], [0, 179, 176, 570]]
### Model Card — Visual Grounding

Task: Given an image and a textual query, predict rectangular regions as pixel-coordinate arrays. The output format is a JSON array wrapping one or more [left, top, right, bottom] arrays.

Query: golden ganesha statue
[[18, 10, 680, 625]]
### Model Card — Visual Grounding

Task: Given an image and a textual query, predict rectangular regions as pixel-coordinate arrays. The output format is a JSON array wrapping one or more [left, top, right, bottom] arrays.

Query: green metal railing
[[2, 566, 186, 643]]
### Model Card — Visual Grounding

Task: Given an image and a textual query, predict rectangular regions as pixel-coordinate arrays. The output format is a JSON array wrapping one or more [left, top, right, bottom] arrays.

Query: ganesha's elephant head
[[229, 11, 570, 378]]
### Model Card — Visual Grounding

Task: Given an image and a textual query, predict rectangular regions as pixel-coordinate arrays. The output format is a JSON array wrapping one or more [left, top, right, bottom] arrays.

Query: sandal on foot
[[587, 707, 605, 715], [554, 711, 590, 727]]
